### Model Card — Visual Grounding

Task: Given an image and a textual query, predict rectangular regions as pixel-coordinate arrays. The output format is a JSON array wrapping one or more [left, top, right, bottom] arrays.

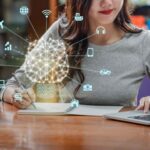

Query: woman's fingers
[[144, 99, 150, 113], [26, 88, 36, 102], [136, 99, 145, 110], [13, 100, 30, 109], [136, 97, 150, 113], [13, 88, 35, 109]]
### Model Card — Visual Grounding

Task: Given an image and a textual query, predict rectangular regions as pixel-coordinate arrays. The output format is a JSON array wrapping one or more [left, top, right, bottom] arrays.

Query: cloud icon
[[99, 69, 111, 76]]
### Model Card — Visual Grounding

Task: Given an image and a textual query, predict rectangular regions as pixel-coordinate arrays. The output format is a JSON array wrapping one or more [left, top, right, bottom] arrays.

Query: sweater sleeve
[[0, 19, 61, 100], [142, 30, 150, 77]]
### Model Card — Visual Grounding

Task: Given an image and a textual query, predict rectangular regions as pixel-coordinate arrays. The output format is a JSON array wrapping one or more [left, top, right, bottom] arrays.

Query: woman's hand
[[3, 86, 36, 109], [135, 96, 150, 113], [13, 87, 36, 109]]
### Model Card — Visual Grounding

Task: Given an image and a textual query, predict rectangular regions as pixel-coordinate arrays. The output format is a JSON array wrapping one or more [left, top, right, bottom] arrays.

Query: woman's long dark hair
[[59, 0, 142, 98]]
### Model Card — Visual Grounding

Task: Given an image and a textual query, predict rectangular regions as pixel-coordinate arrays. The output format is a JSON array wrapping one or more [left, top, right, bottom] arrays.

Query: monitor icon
[[74, 13, 83, 22], [5, 42, 12, 51], [87, 48, 94, 57], [0, 80, 5, 90], [83, 84, 93, 92]]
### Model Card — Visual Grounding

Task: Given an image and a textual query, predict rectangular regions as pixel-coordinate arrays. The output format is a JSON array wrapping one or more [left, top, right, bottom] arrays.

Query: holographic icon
[[87, 48, 94, 57], [4, 42, 12, 51], [70, 99, 79, 108], [65, 99, 79, 113], [36, 83, 58, 99], [20, 6, 29, 15], [83, 84, 93, 92], [13, 93, 22, 101], [99, 69, 111, 76], [74, 13, 83, 22], [0, 80, 5, 90], [24, 37, 69, 84], [96, 26, 106, 35], [42, 10, 51, 18], [0, 20, 4, 29]]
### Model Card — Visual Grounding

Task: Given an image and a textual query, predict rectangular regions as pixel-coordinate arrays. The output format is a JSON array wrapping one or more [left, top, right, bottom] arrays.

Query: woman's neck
[[88, 23, 125, 46]]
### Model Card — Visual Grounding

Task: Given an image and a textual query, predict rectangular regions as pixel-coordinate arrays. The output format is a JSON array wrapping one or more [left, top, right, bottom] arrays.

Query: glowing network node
[[99, 69, 111, 76], [0, 20, 4, 29], [24, 37, 69, 84], [74, 13, 84, 22], [20, 6, 29, 15], [42, 10, 51, 18], [4, 41, 12, 51], [13, 93, 22, 101], [87, 48, 94, 57], [96, 26, 106, 35], [0, 80, 5, 90], [70, 99, 79, 108], [83, 84, 93, 92]]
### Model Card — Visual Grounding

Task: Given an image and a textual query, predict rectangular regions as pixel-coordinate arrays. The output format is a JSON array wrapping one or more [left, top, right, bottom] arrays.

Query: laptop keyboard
[[128, 115, 150, 121]]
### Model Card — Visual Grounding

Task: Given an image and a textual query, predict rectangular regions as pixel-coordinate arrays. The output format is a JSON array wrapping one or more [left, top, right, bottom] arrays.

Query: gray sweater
[[1, 19, 150, 106]]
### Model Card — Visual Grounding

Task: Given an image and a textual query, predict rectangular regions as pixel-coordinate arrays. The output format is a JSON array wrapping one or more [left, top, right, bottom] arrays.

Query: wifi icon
[[42, 10, 51, 18]]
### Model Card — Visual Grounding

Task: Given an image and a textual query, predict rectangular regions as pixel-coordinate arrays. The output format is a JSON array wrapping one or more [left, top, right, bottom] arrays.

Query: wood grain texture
[[49, 0, 58, 24], [0, 103, 149, 150]]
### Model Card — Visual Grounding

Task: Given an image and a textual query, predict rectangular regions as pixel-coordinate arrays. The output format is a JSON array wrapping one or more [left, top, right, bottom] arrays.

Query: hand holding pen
[[12, 73, 37, 109], [65, 99, 79, 113]]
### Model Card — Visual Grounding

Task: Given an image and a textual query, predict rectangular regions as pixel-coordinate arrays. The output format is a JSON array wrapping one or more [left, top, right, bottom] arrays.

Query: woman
[[1, 0, 150, 112]]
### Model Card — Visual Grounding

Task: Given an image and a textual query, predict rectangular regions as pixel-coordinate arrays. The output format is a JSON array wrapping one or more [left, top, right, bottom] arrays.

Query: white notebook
[[17, 103, 123, 116]]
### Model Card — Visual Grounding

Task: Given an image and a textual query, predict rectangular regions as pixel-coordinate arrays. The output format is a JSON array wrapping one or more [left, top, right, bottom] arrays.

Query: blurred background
[[0, 0, 150, 103]]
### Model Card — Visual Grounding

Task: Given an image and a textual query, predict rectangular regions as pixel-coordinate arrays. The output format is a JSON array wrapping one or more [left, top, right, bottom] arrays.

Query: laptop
[[104, 110, 150, 125]]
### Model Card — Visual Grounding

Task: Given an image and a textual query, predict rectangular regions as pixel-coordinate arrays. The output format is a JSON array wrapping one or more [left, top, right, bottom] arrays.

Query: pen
[[65, 104, 77, 113], [65, 99, 79, 113], [12, 73, 37, 109]]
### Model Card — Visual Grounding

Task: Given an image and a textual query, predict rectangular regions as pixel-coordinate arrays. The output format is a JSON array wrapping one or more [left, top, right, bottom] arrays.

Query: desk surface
[[0, 103, 150, 150]]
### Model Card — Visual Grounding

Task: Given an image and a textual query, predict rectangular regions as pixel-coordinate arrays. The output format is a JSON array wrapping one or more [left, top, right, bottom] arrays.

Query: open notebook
[[17, 103, 123, 116]]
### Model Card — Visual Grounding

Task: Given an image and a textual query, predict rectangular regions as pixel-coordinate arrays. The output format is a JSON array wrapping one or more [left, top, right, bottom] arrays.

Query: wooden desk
[[0, 103, 150, 150]]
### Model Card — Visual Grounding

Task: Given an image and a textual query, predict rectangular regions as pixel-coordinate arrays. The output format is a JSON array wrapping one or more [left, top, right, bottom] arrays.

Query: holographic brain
[[24, 37, 69, 83]]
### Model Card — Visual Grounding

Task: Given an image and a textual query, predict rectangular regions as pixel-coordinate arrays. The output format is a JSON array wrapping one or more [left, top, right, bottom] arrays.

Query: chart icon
[[4, 42, 12, 51]]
